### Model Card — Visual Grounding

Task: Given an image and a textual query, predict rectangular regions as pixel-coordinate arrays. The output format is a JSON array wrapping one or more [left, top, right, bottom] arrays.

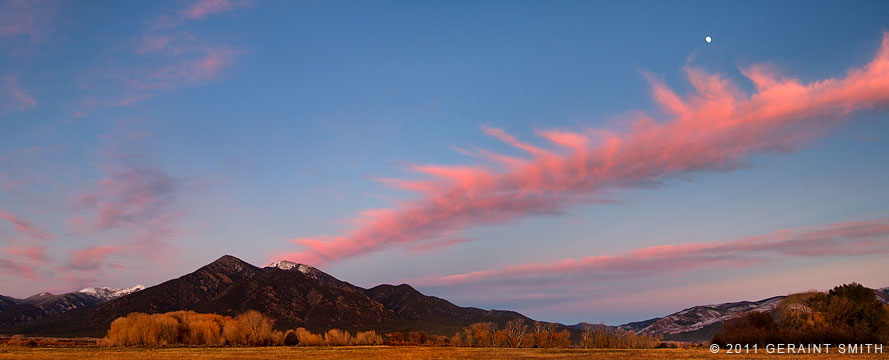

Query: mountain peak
[[78, 285, 146, 301], [200, 255, 257, 274], [213, 255, 245, 265], [266, 260, 317, 273]]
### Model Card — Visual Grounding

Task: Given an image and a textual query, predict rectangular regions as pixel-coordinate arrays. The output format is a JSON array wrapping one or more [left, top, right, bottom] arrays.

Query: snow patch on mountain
[[78, 285, 145, 301], [267, 261, 314, 274], [266, 260, 331, 281]]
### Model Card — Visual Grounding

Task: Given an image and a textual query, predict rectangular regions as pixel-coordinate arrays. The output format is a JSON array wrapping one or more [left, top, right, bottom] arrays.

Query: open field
[[0, 346, 886, 360]]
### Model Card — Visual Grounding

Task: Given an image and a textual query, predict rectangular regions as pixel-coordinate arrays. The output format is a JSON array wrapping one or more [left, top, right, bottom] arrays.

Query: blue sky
[[1, 0, 889, 324]]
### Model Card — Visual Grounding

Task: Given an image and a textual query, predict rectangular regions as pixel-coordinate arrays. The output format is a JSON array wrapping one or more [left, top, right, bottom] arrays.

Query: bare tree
[[484, 322, 498, 347], [532, 322, 545, 348], [503, 319, 529, 348], [581, 322, 595, 348], [469, 322, 498, 347]]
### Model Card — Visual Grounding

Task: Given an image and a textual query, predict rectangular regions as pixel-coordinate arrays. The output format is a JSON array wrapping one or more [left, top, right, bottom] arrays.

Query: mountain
[[0, 296, 16, 312], [0, 285, 144, 329], [4, 255, 546, 337], [365, 283, 533, 334], [618, 287, 889, 341]]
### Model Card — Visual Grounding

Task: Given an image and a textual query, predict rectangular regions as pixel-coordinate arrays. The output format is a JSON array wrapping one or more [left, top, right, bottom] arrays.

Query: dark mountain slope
[[197, 267, 391, 332], [365, 284, 532, 334], [74, 255, 262, 334], [0, 296, 16, 312]]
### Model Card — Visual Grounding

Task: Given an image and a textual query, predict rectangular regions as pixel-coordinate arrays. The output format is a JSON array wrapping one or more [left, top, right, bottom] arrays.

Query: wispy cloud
[[3, 245, 48, 262], [0, 210, 51, 240], [65, 245, 122, 272], [152, 0, 253, 29], [182, 0, 252, 20], [0, 0, 57, 55], [0, 257, 38, 279], [74, 0, 245, 116], [126, 47, 233, 90], [69, 158, 181, 247], [413, 217, 889, 289], [277, 32, 889, 265], [1, 75, 37, 112]]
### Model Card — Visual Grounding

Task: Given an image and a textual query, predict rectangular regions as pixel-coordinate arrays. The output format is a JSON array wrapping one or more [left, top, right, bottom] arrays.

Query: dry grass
[[0, 346, 885, 359]]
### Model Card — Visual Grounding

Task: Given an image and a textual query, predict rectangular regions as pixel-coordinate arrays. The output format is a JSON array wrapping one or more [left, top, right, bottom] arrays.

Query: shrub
[[283, 330, 299, 346]]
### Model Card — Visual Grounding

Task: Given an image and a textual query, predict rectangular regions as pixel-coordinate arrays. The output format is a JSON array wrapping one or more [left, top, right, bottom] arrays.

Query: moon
[[705, 36, 712, 43]]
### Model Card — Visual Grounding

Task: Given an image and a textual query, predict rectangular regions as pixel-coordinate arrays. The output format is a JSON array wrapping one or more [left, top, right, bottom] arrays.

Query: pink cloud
[[75, 0, 246, 117], [0, 257, 38, 279], [71, 162, 179, 237], [0, 210, 51, 240], [151, 0, 252, 29], [125, 47, 233, 90], [2, 75, 37, 111], [414, 216, 889, 288], [182, 0, 251, 20], [66, 245, 122, 271], [277, 32, 889, 265], [3, 245, 48, 262]]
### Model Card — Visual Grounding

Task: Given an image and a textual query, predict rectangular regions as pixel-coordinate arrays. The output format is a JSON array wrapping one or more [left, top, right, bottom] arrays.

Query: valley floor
[[1, 346, 886, 359]]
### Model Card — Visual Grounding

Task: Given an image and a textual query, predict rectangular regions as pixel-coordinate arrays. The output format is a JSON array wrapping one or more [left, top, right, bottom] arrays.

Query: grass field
[[0, 346, 886, 359]]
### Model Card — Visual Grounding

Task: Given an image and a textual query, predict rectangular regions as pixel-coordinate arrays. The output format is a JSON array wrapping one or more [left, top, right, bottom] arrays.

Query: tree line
[[447, 319, 573, 348], [713, 283, 889, 346], [446, 319, 658, 348], [105, 310, 382, 346], [105, 310, 661, 348]]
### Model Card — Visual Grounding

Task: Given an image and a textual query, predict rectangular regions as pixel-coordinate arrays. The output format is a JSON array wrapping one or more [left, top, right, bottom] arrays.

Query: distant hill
[[618, 288, 889, 341], [3, 256, 557, 337]]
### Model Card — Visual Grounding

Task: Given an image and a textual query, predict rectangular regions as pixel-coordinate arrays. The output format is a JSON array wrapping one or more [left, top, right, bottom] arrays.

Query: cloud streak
[[1, 75, 37, 111], [66, 245, 122, 272], [413, 217, 889, 289], [0, 210, 51, 240], [70, 160, 180, 245], [279, 32, 889, 265]]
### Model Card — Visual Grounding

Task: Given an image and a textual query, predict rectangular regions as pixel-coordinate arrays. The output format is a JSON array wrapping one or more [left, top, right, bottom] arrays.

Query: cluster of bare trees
[[578, 323, 659, 348], [284, 328, 382, 346], [449, 320, 571, 348], [105, 310, 382, 347]]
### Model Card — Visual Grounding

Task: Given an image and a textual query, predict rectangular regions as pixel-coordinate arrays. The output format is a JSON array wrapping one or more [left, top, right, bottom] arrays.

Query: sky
[[1, 0, 889, 325]]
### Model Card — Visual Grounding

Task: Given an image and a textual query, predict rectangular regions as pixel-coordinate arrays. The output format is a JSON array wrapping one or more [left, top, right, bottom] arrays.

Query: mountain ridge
[[0, 285, 145, 328], [1, 255, 550, 338]]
